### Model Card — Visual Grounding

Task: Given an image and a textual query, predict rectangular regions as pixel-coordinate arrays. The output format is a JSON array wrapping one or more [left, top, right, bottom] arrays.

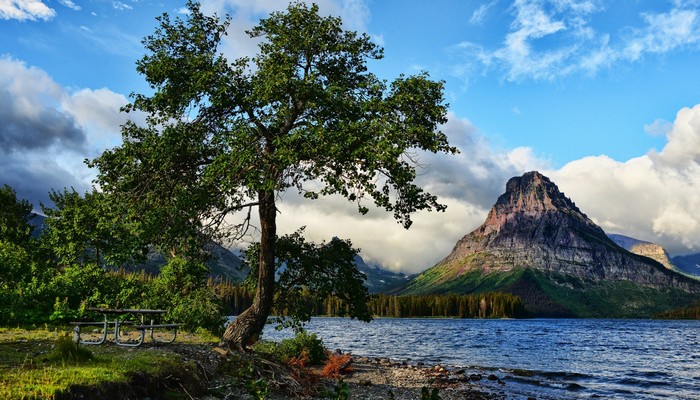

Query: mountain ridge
[[402, 171, 700, 316]]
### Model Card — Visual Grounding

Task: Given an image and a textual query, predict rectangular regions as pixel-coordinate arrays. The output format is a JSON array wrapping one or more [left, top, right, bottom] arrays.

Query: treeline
[[367, 293, 527, 318], [656, 303, 700, 319], [216, 283, 527, 319]]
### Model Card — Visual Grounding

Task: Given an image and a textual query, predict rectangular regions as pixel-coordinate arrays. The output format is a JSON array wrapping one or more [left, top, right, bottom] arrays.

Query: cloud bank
[[0, 0, 55, 21], [0, 56, 133, 208]]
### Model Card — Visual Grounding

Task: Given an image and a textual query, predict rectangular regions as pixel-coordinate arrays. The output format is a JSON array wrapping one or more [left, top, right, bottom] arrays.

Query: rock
[[359, 379, 372, 386], [453, 368, 466, 375], [212, 347, 229, 356], [469, 374, 482, 381], [487, 374, 498, 381]]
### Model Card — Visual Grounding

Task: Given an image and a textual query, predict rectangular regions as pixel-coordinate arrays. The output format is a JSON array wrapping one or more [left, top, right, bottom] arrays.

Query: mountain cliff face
[[608, 233, 677, 272], [403, 171, 700, 317]]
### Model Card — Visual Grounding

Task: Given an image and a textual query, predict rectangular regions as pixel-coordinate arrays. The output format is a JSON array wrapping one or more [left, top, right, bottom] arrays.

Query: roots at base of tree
[[220, 308, 266, 352]]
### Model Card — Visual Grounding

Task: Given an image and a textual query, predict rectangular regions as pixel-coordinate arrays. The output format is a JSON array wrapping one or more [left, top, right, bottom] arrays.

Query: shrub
[[278, 331, 327, 365], [321, 353, 353, 378], [254, 331, 328, 366]]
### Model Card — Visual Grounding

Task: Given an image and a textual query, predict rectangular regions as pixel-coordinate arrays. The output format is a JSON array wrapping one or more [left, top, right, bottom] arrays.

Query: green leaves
[[244, 229, 371, 329], [0, 184, 34, 247]]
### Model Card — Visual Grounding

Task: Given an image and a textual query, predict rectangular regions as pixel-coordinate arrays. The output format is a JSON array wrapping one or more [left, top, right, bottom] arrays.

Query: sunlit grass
[[0, 327, 213, 400]]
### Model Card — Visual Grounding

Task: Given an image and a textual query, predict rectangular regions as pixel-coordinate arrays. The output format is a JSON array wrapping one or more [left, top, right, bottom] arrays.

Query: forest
[[207, 281, 527, 319]]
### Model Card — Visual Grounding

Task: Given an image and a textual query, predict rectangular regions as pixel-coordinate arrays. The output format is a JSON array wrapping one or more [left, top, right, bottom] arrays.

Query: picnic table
[[71, 307, 180, 347]]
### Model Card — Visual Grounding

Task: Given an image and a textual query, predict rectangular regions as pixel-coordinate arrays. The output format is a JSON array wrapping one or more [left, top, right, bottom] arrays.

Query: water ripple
[[261, 318, 700, 400]]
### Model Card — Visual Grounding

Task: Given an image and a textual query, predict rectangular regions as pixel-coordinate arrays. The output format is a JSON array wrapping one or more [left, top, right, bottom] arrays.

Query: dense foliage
[[0, 184, 224, 333]]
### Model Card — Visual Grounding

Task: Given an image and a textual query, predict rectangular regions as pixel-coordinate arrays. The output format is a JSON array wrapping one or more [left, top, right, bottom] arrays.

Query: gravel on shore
[[339, 356, 513, 400]]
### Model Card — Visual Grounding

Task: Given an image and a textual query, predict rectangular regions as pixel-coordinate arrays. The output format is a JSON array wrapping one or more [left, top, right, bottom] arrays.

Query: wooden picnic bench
[[71, 308, 180, 347]]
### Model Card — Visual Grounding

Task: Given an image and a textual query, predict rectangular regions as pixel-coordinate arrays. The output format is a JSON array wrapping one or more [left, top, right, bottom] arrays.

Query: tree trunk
[[220, 190, 277, 350]]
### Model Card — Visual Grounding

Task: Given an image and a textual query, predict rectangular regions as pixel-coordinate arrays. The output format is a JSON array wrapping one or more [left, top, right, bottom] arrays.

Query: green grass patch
[[0, 327, 213, 400]]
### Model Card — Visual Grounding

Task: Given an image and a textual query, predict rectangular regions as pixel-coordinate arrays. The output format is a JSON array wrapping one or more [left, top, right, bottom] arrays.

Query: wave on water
[[260, 318, 700, 400]]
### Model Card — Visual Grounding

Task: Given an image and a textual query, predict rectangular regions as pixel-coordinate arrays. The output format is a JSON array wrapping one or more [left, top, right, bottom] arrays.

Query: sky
[[2, 0, 700, 273]]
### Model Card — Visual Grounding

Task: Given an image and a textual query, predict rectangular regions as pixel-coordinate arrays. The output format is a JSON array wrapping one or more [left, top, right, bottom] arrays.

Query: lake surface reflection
[[259, 318, 700, 399]]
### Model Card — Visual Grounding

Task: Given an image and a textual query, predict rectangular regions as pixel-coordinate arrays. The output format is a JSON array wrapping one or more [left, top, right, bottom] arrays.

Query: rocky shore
[[199, 349, 525, 399], [340, 356, 513, 400], [117, 344, 531, 399]]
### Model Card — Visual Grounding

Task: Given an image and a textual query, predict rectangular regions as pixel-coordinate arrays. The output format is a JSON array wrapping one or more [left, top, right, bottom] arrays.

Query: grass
[[0, 326, 216, 400]]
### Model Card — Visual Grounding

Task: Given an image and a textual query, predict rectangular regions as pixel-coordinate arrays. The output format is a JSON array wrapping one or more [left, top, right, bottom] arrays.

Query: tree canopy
[[0, 184, 34, 247], [90, 1, 457, 349]]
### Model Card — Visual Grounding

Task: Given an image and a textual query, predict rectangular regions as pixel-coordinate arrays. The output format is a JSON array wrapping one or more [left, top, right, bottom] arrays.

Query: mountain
[[607, 233, 678, 271], [353, 255, 412, 293], [672, 253, 700, 276], [403, 171, 700, 317]]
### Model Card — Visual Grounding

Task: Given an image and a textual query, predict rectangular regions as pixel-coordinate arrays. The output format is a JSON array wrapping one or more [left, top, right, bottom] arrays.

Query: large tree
[[91, 1, 456, 349]]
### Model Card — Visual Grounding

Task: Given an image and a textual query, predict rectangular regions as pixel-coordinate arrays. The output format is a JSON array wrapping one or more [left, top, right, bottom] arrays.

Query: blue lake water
[[259, 318, 700, 399]]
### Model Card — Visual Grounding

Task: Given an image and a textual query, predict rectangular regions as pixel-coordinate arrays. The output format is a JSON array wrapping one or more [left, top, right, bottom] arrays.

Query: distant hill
[[353, 255, 412, 294], [672, 253, 700, 276], [130, 242, 249, 282], [607, 233, 678, 272], [402, 171, 700, 317]]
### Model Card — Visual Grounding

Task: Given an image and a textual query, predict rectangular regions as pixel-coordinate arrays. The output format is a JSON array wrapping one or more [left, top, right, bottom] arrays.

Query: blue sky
[[2, 0, 700, 272]]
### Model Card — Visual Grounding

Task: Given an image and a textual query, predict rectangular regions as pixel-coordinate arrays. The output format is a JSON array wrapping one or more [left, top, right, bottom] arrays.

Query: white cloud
[[470, 2, 496, 25], [112, 1, 132, 11], [455, 1, 700, 81], [552, 104, 700, 255], [644, 118, 672, 137], [0, 0, 55, 21], [0, 57, 137, 209], [623, 9, 700, 60], [58, 0, 80, 11], [61, 88, 138, 155]]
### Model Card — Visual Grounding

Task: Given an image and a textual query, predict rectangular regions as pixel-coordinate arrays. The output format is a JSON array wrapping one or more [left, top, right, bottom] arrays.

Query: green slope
[[402, 266, 700, 318]]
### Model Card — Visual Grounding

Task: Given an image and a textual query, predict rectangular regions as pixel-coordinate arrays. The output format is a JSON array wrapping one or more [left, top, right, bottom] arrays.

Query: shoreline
[[338, 356, 516, 400]]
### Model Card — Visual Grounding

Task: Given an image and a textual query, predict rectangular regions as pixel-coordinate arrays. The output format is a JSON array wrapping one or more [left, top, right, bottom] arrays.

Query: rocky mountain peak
[[428, 171, 700, 292], [479, 171, 594, 238], [497, 171, 579, 213]]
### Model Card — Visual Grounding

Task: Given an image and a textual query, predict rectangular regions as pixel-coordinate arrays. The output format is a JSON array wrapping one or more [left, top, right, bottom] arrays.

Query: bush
[[278, 331, 327, 365], [254, 331, 328, 366], [321, 353, 353, 378], [166, 287, 226, 335]]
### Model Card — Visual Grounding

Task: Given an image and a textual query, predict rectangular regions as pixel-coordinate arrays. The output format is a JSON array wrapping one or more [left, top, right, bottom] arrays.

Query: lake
[[259, 318, 700, 399]]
